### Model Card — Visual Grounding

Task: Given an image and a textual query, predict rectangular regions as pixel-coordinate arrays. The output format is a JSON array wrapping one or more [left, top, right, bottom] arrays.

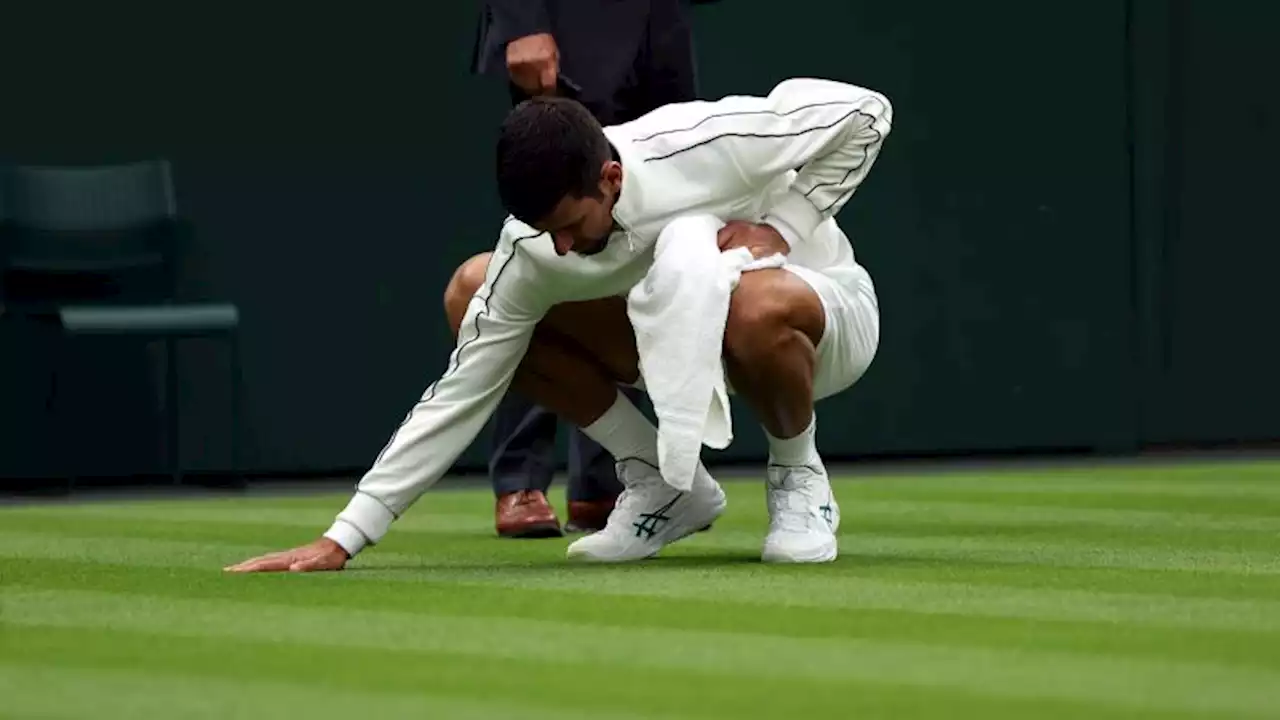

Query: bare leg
[[509, 298, 639, 426], [721, 268, 826, 441], [721, 268, 839, 563], [447, 255, 826, 444], [444, 252, 640, 426]]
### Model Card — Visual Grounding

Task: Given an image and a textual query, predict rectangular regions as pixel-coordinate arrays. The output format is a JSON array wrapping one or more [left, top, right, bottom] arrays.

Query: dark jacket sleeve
[[485, 0, 552, 46]]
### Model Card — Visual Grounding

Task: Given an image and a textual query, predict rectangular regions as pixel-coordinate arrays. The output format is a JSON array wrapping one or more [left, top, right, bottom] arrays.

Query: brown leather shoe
[[495, 490, 563, 538], [563, 498, 618, 534]]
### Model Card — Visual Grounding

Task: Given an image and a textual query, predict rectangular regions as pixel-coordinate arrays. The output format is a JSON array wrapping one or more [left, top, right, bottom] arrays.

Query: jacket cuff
[[489, 2, 552, 48], [323, 492, 396, 556], [762, 188, 824, 248]]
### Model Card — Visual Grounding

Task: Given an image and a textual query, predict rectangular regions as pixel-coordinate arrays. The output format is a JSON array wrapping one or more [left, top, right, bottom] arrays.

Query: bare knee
[[723, 270, 824, 361], [444, 252, 492, 336]]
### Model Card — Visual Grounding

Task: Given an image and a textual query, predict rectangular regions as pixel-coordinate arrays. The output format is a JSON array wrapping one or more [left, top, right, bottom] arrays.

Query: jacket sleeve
[[751, 79, 894, 248], [634, 78, 893, 248], [485, 0, 552, 47], [322, 224, 551, 556]]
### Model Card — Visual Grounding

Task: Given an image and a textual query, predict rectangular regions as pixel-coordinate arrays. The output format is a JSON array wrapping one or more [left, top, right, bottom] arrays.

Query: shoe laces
[[767, 466, 824, 533]]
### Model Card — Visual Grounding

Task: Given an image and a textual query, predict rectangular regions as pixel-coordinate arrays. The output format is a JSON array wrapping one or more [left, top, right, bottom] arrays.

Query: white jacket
[[324, 77, 893, 555]]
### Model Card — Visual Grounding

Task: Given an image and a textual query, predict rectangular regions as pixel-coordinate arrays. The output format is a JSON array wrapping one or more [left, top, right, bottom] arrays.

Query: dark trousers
[[489, 390, 635, 501]]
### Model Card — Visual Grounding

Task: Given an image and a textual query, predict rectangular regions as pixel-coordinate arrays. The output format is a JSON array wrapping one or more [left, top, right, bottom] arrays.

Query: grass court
[[3, 459, 1279, 718]]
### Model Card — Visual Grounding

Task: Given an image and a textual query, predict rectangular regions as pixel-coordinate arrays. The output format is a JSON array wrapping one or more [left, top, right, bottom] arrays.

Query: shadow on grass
[[344, 550, 763, 574], [337, 549, 1064, 580]]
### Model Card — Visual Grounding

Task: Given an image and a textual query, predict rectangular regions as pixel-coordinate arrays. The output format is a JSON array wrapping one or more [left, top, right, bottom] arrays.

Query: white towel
[[626, 215, 787, 491]]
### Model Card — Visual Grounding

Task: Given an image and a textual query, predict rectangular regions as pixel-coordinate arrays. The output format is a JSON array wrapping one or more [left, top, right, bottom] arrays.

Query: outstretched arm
[[225, 233, 550, 572]]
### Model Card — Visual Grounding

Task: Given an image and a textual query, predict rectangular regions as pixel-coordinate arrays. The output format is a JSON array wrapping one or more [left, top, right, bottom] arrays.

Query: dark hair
[[496, 96, 612, 225]]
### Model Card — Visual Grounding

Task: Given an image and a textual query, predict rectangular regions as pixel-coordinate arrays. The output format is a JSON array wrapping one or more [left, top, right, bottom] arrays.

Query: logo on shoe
[[819, 502, 835, 528], [632, 495, 680, 539]]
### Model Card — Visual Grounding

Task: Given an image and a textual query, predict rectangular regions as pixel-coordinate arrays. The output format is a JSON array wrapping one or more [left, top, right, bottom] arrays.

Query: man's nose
[[553, 231, 574, 256]]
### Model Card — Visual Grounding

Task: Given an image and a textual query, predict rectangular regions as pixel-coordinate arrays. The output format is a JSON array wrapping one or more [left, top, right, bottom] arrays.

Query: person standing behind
[[471, 0, 714, 538]]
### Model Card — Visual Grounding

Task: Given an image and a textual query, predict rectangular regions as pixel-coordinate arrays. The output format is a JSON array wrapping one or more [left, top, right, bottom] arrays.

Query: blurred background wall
[[2, 0, 1277, 486]]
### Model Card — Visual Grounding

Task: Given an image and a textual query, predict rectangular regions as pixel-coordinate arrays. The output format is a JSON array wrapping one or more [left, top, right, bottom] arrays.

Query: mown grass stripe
[[0, 662, 660, 720], [4, 588, 1280, 716], [847, 463, 1280, 495], [3, 626, 1188, 720], [680, 529, 1280, 575], [850, 490, 1280, 519], [8, 558, 1280, 672], [413, 567, 1280, 634], [4, 533, 1280, 633], [12, 496, 1280, 541], [7, 506, 1278, 576], [0, 504, 491, 534], [832, 520, 1278, 554], [847, 499, 1280, 533], [12, 508, 1277, 560]]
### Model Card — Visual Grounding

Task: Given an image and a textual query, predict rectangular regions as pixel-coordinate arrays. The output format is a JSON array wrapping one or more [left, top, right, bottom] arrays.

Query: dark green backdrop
[[2, 1, 1278, 481]]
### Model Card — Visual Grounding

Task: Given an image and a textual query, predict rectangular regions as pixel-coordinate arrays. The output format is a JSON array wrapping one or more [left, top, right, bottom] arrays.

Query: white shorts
[[782, 262, 881, 401], [624, 261, 880, 402]]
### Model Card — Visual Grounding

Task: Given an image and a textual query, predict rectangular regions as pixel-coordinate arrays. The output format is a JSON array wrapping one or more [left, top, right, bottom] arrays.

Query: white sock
[[580, 390, 659, 467], [765, 415, 822, 468]]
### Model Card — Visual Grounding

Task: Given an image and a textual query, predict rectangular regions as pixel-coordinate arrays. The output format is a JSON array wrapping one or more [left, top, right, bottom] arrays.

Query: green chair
[[0, 159, 243, 489]]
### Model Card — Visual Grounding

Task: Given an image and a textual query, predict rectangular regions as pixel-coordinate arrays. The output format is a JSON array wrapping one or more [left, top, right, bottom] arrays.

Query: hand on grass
[[223, 537, 349, 573]]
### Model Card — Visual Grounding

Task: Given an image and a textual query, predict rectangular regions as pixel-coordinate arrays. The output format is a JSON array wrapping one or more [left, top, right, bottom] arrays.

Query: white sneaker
[[566, 459, 726, 563], [762, 463, 840, 563]]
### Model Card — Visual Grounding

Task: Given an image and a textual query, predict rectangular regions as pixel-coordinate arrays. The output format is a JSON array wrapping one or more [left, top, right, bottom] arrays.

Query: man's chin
[[574, 237, 610, 256]]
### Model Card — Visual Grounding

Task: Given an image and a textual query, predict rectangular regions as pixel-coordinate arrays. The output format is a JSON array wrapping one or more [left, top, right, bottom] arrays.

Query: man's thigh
[[780, 264, 881, 401], [541, 264, 880, 401], [539, 295, 642, 387]]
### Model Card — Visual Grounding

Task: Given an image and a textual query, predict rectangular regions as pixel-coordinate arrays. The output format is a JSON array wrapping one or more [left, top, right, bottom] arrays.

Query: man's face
[[533, 161, 623, 257]]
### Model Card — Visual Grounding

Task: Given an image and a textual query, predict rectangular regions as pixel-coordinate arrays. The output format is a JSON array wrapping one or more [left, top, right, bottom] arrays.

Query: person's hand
[[506, 32, 560, 96], [223, 537, 349, 573], [717, 220, 791, 260]]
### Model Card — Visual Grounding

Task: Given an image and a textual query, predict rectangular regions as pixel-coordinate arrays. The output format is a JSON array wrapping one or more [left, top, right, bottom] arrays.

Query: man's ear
[[601, 160, 623, 194]]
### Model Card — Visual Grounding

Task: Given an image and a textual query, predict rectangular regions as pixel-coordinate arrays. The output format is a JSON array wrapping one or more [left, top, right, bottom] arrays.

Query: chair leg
[[43, 327, 74, 495], [165, 338, 182, 485], [228, 332, 246, 489]]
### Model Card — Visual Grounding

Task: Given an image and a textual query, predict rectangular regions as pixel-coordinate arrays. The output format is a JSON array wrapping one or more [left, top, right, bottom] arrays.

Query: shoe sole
[[498, 522, 564, 539], [572, 522, 713, 535], [761, 537, 838, 564]]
